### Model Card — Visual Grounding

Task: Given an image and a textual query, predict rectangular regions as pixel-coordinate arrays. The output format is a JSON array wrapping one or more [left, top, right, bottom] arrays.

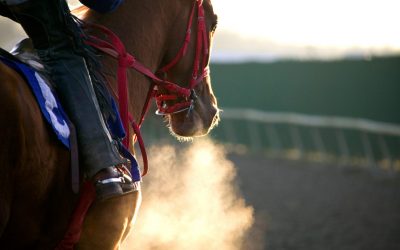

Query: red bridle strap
[[154, 0, 209, 114], [190, 2, 209, 89], [84, 0, 210, 176], [158, 1, 197, 73]]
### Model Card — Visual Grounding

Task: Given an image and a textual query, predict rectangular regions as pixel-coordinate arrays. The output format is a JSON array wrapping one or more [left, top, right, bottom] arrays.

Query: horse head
[[156, 0, 220, 139], [80, 0, 220, 140]]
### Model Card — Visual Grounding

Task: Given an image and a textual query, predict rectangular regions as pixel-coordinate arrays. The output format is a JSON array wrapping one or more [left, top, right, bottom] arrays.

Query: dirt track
[[229, 154, 400, 250]]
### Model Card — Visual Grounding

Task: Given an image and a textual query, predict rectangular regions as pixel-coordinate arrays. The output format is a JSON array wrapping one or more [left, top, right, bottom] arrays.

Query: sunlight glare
[[212, 0, 400, 48]]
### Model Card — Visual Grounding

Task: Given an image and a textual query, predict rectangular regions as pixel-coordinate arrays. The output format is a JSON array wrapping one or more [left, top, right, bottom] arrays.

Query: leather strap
[[65, 116, 80, 194]]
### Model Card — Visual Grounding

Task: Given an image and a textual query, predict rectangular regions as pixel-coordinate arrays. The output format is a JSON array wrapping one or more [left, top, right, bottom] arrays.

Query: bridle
[[156, 0, 209, 115], [85, 0, 211, 176]]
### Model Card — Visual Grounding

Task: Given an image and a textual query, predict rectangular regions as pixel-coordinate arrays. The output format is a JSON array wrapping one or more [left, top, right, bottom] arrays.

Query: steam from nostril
[[122, 138, 259, 250]]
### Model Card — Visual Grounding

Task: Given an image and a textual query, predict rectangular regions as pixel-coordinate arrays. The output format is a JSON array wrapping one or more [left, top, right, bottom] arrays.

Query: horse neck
[[82, 0, 180, 120]]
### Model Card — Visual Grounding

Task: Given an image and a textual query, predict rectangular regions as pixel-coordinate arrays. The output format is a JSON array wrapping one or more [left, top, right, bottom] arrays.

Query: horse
[[0, 0, 219, 249]]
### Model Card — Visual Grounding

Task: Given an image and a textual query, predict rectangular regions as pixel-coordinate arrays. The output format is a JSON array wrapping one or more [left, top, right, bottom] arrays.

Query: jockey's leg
[[4, 0, 139, 200]]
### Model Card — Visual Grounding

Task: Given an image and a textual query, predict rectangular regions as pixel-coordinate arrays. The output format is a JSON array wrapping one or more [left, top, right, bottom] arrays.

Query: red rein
[[85, 0, 209, 176], [57, 1, 209, 248]]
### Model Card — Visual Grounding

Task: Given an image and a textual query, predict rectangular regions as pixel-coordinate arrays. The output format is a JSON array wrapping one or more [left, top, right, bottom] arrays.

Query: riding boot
[[5, 0, 128, 181]]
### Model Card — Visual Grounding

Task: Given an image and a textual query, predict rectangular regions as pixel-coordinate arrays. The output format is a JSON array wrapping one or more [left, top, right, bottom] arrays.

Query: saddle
[[0, 39, 71, 148]]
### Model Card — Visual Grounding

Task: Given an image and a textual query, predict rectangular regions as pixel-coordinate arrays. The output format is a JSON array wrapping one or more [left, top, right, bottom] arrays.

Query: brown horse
[[0, 0, 219, 249]]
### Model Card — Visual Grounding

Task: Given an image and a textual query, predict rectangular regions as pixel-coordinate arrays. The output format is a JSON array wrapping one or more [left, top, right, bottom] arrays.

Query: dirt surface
[[229, 154, 400, 250]]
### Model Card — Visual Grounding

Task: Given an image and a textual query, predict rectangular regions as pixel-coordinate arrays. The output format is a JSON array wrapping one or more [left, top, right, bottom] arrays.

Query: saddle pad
[[0, 56, 70, 148]]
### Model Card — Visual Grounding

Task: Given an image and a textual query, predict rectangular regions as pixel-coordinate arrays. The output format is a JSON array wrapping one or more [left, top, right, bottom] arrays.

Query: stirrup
[[93, 165, 138, 201]]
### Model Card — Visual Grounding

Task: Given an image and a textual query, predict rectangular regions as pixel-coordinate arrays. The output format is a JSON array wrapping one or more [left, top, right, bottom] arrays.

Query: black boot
[[6, 0, 138, 198], [93, 164, 138, 201]]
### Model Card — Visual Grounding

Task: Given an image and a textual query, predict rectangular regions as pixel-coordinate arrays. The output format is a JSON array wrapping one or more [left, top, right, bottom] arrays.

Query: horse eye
[[211, 24, 217, 33], [211, 21, 218, 32], [211, 15, 218, 32]]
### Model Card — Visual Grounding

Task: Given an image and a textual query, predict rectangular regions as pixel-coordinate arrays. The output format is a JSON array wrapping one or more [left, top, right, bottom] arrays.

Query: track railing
[[218, 108, 400, 173], [141, 108, 400, 174]]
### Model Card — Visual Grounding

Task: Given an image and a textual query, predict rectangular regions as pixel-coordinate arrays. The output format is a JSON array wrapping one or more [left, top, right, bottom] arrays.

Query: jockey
[[0, 0, 138, 200]]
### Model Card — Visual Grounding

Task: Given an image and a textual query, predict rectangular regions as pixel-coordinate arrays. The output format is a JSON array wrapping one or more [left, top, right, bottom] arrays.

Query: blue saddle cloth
[[0, 55, 141, 182], [0, 56, 71, 148]]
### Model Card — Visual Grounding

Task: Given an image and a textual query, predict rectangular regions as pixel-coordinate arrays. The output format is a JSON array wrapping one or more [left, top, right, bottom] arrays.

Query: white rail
[[217, 108, 400, 172], [220, 108, 400, 136]]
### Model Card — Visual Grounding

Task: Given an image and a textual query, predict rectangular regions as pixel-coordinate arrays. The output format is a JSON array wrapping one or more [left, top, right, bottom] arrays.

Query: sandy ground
[[229, 154, 400, 250]]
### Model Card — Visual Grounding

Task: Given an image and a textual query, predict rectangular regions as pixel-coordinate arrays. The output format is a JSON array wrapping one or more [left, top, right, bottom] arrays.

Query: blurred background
[[1, 0, 400, 249], [144, 2, 400, 248]]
